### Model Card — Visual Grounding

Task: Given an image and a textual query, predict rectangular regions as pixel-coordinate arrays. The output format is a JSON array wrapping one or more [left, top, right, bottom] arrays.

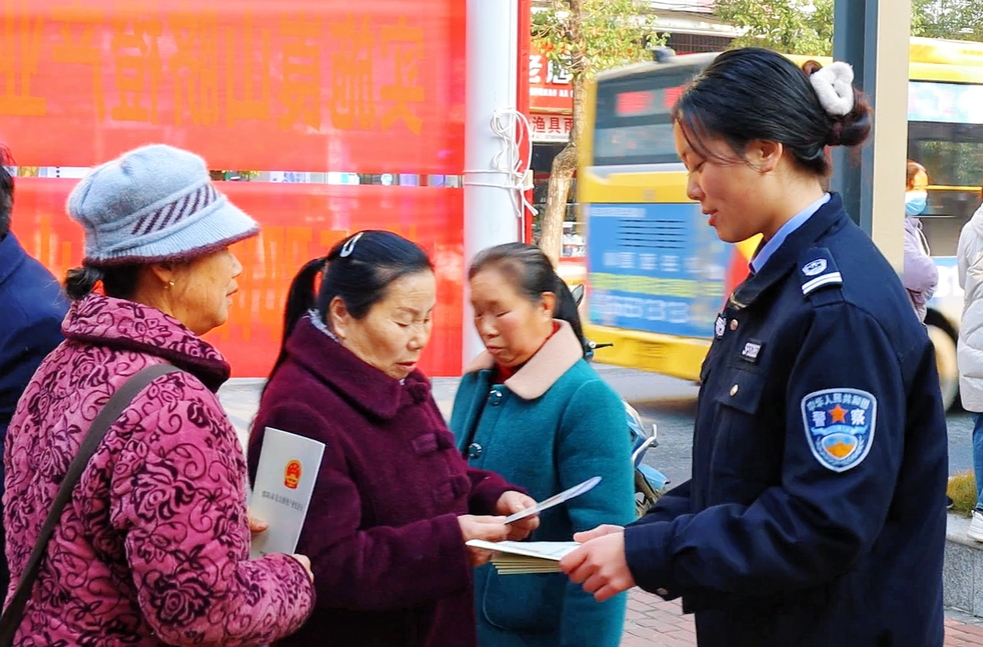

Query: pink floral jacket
[[3, 294, 314, 645]]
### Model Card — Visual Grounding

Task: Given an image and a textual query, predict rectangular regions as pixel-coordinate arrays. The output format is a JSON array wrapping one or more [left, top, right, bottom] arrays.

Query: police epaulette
[[798, 247, 842, 296]]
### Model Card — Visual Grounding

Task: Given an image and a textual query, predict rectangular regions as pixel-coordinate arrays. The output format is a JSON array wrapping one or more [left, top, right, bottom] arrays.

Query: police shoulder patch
[[800, 388, 876, 472], [798, 248, 842, 296]]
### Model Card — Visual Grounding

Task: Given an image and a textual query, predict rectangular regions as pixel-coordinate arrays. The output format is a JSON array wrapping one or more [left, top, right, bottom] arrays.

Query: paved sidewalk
[[217, 379, 983, 646], [622, 591, 694, 647], [623, 589, 983, 646]]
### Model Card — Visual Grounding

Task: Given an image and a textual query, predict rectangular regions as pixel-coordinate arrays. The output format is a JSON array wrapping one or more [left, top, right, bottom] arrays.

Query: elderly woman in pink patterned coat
[[3, 144, 314, 645]]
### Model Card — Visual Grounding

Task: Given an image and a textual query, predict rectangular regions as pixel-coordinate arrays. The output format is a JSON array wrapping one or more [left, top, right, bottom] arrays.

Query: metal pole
[[830, 0, 870, 232], [830, 0, 909, 271], [463, 0, 521, 370], [517, 0, 534, 244]]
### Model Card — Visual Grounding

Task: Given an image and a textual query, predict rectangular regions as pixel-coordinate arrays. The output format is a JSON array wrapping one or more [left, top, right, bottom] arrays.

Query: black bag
[[0, 363, 181, 645]]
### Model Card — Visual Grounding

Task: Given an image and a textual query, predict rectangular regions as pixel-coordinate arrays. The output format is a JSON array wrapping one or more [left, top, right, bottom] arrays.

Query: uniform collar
[[0, 232, 28, 287], [750, 193, 830, 274], [286, 316, 432, 420], [464, 319, 583, 400], [731, 193, 849, 308]]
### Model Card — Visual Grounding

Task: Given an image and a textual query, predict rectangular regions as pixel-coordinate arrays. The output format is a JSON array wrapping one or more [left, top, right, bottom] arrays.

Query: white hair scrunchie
[[809, 61, 855, 117]]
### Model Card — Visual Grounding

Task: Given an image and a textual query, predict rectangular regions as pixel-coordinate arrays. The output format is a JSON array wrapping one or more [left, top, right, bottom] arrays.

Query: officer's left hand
[[560, 529, 635, 602], [495, 491, 540, 540]]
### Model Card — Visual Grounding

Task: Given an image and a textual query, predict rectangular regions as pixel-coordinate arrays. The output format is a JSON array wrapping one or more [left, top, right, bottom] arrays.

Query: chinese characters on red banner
[[330, 15, 375, 130], [0, 0, 46, 116], [2, 0, 468, 375], [0, 0, 459, 172]]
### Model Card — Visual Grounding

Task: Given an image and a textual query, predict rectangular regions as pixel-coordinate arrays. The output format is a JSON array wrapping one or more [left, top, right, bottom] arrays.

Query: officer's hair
[[0, 145, 15, 239], [469, 242, 586, 357], [672, 47, 872, 178]]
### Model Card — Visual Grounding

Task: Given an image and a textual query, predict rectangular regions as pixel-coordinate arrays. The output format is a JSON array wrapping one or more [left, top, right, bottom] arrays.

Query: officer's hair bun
[[801, 59, 872, 149]]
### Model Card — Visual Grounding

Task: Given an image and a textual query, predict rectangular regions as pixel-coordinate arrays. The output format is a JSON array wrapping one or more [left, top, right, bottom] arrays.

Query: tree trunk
[[539, 28, 588, 267], [539, 143, 577, 266]]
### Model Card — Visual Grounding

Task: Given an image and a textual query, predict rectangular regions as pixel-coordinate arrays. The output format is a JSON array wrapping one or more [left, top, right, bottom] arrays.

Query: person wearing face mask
[[450, 243, 635, 647], [903, 160, 938, 322]]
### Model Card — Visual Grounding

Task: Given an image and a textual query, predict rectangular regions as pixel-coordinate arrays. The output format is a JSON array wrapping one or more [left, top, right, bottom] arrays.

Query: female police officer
[[560, 48, 948, 646]]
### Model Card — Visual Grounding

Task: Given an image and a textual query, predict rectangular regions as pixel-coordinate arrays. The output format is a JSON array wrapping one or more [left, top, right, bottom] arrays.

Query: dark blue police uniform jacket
[[0, 232, 67, 591], [623, 194, 947, 647]]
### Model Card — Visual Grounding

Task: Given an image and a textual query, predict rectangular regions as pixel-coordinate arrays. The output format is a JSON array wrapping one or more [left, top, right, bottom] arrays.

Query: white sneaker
[[969, 511, 983, 542]]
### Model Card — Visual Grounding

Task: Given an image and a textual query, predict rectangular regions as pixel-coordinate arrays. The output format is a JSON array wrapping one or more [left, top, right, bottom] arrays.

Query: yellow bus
[[578, 37, 983, 409]]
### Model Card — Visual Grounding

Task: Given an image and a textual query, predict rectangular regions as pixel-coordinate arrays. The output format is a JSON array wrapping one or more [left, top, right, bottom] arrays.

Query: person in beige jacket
[[957, 181, 983, 541]]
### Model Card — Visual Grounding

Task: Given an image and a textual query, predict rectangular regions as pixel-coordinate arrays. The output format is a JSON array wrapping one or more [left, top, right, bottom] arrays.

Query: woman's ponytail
[[551, 273, 587, 358], [265, 257, 326, 389], [64, 265, 104, 301]]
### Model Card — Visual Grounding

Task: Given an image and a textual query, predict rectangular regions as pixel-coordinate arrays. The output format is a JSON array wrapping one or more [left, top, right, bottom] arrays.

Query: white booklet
[[504, 476, 601, 524], [466, 540, 581, 575], [249, 427, 325, 558]]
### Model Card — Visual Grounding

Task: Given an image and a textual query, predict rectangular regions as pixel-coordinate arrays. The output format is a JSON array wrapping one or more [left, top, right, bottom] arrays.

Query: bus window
[[909, 124, 983, 191], [909, 121, 983, 253], [594, 123, 678, 163], [592, 66, 703, 166]]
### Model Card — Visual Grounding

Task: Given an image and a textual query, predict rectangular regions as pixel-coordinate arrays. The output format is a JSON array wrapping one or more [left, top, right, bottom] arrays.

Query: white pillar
[[867, 2, 910, 273], [462, 0, 521, 371], [831, 0, 910, 272]]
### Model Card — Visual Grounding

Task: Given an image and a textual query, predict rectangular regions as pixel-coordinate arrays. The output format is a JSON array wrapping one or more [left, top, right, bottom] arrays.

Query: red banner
[[13, 178, 464, 377], [0, 0, 464, 173]]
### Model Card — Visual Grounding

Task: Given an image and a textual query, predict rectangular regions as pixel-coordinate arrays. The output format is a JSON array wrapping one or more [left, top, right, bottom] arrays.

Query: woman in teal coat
[[450, 243, 635, 647]]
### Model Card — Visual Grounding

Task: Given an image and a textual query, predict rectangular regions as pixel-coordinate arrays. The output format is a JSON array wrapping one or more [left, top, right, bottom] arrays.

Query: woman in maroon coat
[[248, 231, 538, 647]]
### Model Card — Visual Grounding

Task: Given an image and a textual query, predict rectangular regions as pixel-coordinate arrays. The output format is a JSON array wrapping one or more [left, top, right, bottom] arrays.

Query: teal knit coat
[[450, 321, 636, 647]]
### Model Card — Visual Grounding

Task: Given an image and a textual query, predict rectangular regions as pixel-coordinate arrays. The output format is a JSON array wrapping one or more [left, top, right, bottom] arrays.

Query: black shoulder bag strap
[[0, 363, 182, 644]]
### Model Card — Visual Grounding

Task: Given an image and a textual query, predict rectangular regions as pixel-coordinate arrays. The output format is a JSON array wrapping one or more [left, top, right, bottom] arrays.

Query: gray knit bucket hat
[[67, 144, 260, 267]]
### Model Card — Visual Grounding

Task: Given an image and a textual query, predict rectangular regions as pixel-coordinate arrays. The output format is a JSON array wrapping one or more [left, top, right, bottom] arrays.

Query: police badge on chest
[[715, 315, 726, 338], [740, 340, 763, 364]]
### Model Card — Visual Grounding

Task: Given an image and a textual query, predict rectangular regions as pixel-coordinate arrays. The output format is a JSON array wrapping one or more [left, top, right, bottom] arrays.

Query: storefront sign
[[530, 42, 573, 113], [530, 112, 572, 143]]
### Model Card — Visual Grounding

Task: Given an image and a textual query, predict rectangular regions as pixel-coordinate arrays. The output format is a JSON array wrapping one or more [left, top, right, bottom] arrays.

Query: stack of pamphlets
[[464, 476, 601, 575], [466, 540, 581, 575]]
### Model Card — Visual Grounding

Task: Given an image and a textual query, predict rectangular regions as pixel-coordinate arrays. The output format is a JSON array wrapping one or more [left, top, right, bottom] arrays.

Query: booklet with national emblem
[[249, 427, 325, 558]]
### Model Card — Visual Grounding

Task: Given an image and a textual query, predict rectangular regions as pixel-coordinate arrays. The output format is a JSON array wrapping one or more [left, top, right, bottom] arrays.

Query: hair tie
[[809, 61, 855, 117], [340, 232, 363, 258]]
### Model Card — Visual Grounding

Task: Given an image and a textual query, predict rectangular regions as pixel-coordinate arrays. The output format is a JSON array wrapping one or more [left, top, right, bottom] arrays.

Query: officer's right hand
[[458, 514, 510, 567], [574, 524, 625, 544]]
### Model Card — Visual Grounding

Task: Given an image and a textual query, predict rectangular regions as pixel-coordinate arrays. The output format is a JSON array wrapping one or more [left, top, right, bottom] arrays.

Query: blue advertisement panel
[[586, 202, 732, 338]]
